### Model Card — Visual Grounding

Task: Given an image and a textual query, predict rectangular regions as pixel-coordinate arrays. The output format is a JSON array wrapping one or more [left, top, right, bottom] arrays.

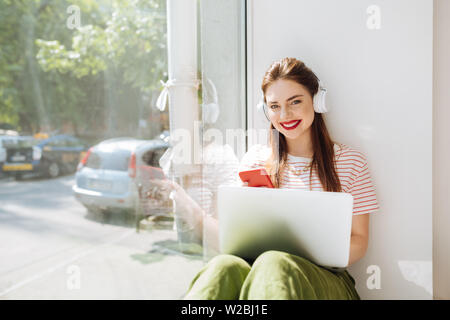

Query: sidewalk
[[1, 227, 206, 299]]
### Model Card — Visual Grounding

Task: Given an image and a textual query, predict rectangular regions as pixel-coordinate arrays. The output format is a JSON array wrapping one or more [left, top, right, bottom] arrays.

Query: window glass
[[86, 149, 130, 171], [2, 137, 38, 148], [142, 147, 167, 167], [199, 0, 247, 259], [48, 139, 64, 147], [0, 0, 246, 299]]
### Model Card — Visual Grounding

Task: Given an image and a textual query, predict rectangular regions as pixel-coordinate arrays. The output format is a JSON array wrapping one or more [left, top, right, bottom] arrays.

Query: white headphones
[[257, 78, 328, 122], [202, 78, 220, 124]]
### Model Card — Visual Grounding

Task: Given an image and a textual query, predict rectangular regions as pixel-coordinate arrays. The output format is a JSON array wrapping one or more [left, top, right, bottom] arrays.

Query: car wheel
[[47, 162, 60, 178]]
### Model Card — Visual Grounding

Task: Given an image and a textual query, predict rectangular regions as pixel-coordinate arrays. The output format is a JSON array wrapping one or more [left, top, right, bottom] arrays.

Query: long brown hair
[[262, 57, 341, 192]]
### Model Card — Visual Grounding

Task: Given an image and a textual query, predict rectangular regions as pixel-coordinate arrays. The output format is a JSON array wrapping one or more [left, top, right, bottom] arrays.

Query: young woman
[[155, 57, 379, 299]]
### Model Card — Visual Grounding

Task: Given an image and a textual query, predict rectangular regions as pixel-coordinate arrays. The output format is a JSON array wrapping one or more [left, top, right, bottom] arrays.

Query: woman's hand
[[148, 178, 203, 229]]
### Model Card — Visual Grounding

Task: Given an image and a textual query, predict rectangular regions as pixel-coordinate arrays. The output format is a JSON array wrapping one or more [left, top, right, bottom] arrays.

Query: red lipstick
[[280, 120, 301, 130]]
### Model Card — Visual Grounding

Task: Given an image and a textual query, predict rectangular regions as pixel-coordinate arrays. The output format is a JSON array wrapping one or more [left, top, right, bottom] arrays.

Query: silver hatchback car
[[73, 137, 169, 214]]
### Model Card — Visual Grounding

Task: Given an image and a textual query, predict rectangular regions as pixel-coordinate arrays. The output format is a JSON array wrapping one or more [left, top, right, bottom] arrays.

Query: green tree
[[0, 0, 168, 139]]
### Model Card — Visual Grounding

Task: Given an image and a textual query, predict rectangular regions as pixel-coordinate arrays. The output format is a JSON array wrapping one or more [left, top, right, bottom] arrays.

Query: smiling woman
[[183, 57, 379, 300], [261, 58, 337, 191]]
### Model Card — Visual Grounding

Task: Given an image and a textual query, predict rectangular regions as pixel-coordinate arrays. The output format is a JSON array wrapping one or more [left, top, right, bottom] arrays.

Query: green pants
[[183, 250, 360, 300]]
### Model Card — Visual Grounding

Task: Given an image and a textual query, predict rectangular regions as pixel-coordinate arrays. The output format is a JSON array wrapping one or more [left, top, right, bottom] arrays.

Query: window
[[86, 149, 130, 171], [0, 0, 246, 299]]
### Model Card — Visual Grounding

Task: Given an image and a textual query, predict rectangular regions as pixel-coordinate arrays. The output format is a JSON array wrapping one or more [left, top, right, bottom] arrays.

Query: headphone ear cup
[[262, 102, 270, 121], [257, 94, 270, 122], [313, 87, 328, 113], [313, 92, 319, 111]]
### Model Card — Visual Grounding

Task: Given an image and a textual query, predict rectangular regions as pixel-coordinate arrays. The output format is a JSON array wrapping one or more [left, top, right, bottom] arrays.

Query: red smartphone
[[239, 168, 274, 188]]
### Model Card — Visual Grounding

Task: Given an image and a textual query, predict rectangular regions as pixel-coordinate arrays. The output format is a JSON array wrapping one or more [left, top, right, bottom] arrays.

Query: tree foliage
[[0, 0, 167, 139]]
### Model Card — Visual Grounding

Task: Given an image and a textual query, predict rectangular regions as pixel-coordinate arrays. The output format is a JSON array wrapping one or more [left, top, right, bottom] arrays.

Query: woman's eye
[[292, 100, 302, 105], [270, 105, 279, 109]]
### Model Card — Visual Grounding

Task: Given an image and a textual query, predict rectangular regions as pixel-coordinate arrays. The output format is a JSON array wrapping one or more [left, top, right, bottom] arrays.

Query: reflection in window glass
[[0, 0, 209, 299], [199, 0, 247, 260]]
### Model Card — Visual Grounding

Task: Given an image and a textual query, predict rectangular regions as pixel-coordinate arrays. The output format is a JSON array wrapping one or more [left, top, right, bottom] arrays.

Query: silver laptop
[[217, 185, 354, 270]]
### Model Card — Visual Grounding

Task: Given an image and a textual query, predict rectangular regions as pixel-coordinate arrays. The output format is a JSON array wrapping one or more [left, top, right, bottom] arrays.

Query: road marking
[[0, 229, 135, 297]]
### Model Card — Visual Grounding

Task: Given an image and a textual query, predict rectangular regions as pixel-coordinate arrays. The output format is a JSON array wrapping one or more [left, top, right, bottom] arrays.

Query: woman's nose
[[279, 105, 291, 119]]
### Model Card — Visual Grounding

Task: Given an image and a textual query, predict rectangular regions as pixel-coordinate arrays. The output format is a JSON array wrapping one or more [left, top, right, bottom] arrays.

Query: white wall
[[248, 0, 433, 299], [433, 0, 450, 300]]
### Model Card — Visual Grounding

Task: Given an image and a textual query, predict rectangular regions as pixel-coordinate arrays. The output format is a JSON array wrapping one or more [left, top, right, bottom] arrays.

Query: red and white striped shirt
[[237, 143, 380, 216]]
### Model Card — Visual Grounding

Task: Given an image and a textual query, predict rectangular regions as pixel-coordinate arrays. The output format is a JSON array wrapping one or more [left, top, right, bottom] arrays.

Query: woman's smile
[[280, 119, 301, 130]]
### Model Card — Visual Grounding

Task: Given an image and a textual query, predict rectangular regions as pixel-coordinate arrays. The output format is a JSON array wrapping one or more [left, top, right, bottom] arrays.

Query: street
[[0, 174, 204, 299]]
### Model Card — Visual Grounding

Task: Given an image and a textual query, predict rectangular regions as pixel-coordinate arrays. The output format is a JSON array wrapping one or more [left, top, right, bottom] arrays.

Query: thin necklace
[[285, 162, 312, 175]]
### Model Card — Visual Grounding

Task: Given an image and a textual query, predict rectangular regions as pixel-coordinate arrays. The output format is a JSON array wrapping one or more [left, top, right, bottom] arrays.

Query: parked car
[[1, 134, 87, 180], [73, 137, 170, 216], [0, 137, 10, 168], [0, 134, 20, 178]]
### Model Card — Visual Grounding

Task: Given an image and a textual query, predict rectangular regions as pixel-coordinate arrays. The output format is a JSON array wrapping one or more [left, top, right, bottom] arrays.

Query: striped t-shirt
[[237, 143, 380, 216]]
